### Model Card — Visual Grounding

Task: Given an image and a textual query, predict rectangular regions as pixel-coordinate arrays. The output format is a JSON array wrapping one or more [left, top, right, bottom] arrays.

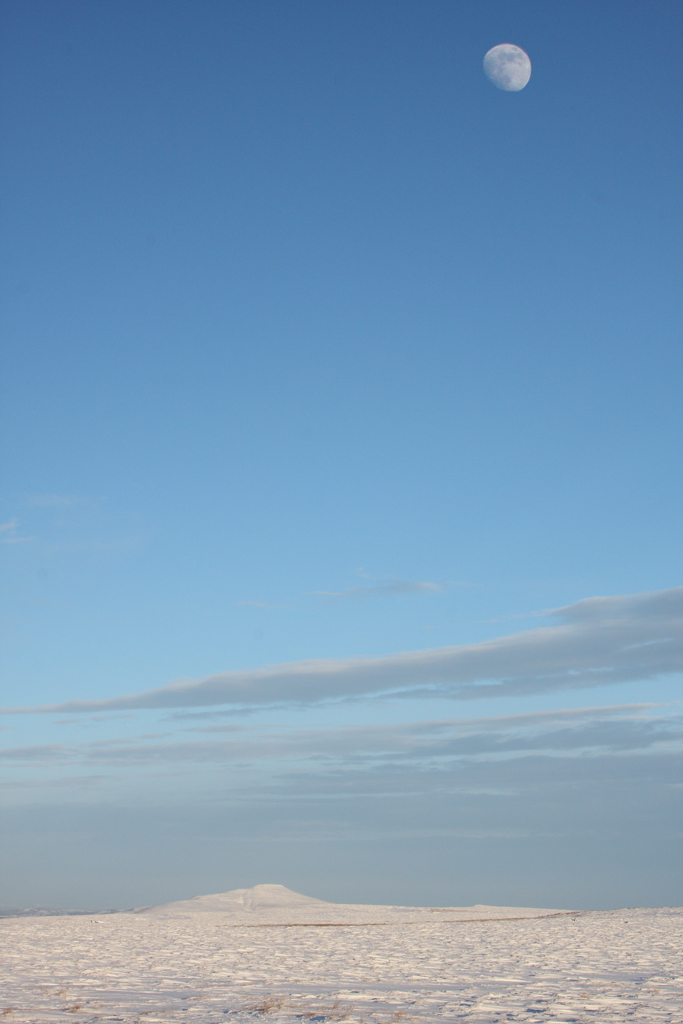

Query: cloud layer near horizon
[[1, 702, 678, 772], [4, 586, 681, 715], [3, 701, 680, 910]]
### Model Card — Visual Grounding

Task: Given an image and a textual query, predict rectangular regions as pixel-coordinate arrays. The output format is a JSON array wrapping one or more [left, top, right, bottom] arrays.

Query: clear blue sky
[[1, 0, 681, 911]]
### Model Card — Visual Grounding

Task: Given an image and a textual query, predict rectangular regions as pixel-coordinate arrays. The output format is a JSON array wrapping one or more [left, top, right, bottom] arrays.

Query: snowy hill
[[137, 884, 331, 916], [135, 883, 566, 923]]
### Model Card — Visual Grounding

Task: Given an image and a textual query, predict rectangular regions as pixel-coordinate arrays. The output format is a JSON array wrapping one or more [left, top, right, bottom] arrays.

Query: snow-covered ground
[[1, 885, 681, 1023]]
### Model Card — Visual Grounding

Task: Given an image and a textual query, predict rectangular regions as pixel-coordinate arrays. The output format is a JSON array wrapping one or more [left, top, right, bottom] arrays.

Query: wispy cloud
[[2, 586, 681, 715], [25, 495, 82, 508], [238, 600, 291, 610], [0, 520, 33, 544], [314, 579, 445, 602]]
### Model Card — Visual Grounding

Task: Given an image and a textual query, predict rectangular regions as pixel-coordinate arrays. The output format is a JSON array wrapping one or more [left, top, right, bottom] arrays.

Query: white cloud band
[[3, 587, 681, 714]]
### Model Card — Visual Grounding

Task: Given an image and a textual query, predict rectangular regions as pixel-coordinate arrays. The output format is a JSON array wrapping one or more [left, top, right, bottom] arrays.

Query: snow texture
[[1, 885, 681, 1023]]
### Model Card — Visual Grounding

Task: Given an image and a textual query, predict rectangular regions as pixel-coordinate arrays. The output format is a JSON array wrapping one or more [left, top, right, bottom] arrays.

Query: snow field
[[1, 906, 681, 1023]]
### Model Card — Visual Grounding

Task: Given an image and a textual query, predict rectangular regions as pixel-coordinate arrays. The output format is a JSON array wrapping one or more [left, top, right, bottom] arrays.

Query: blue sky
[[1, 0, 681, 910]]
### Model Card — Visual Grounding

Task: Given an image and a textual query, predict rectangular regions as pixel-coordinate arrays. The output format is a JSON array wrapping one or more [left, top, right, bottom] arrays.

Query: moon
[[483, 44, 531, 92]]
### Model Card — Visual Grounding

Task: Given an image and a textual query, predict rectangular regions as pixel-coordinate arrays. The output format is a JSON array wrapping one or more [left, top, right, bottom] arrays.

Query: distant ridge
[[134, 884, 567, 924], [0, 906, 122, 919]]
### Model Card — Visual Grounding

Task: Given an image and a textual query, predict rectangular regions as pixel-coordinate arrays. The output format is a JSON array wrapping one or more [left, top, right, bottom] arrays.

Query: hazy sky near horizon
[[1, 0, 681, 911]]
